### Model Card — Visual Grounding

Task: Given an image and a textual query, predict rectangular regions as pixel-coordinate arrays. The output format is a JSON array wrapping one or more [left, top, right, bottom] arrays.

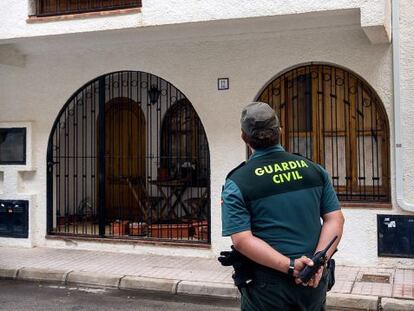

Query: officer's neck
[[250, 144, 281, 154]]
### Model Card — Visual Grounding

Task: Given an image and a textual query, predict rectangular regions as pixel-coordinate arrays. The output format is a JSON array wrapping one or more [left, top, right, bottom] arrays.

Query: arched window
[[257, 64, 390, 202], [161, 99, 209, 186]]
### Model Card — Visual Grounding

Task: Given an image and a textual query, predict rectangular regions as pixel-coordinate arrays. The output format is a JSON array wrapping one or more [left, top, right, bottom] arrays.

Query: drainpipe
[[392, 0, 414, 212]]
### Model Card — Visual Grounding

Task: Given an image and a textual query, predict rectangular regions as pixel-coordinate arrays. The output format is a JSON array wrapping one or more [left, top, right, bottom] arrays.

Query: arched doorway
[[256, 64, 390, 202], [47, 71, 211, 243]]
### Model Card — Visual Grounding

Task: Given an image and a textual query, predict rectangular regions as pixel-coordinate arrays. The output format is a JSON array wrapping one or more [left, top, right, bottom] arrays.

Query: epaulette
[[225, 161, 246, 180], [292, 152, 315, 163]]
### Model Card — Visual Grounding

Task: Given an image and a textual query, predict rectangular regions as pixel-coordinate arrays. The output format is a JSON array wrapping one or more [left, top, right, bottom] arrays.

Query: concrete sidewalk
[[0, 246, 413, 310]]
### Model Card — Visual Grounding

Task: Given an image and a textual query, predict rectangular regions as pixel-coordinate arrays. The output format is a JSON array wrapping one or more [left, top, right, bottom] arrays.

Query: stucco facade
[[0, 0, 413, 267], [0, 1, 390, 42]]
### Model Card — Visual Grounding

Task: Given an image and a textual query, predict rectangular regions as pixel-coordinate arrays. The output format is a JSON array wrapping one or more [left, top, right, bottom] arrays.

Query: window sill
[[340, 202, 392, 209], [27, 7, 141, 24], [45, 234, 211, 249]]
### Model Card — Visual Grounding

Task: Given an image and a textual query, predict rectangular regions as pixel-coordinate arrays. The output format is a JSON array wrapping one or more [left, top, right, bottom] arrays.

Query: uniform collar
[[249, 144, 285, 161]]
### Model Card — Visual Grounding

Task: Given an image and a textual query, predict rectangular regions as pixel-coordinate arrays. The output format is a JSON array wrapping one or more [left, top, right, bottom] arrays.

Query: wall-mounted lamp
[[148, 86, 161, 104]]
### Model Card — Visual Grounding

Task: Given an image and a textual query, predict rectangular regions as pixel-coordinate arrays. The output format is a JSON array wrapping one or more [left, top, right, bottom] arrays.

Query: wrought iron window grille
[[35, 0, 142, 17], [257, 64, 390, 203]]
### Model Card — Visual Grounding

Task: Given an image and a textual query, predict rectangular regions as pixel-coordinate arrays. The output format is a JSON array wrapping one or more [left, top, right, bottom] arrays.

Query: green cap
[[241, 102, 279, 139]]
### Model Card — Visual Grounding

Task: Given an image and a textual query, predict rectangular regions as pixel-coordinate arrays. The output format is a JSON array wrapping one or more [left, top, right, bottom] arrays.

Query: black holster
[[326, 258, 336, 291], [218, 246, 254, 289]]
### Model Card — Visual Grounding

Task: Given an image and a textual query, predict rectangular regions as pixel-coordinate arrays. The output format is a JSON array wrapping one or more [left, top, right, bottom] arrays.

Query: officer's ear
[[241, 131, 247, 144], [241, 131, 253, 150]]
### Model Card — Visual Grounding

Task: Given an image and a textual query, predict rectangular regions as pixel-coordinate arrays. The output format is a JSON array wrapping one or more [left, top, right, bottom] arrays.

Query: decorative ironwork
[[148, 86, 161, 105], [47, 71, 210, 243], [257, 64, 390, 202], [35, 0, 141, 17]]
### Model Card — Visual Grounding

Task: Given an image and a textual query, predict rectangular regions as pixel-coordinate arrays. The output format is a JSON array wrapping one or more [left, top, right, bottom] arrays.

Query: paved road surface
[[0, 280, 239, 311], [0, 280, 362, 311]]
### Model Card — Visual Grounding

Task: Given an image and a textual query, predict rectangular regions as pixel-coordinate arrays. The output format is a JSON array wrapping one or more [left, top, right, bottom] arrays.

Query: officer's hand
[[292, 256, 313, 278], [306, 266, 324, 288]]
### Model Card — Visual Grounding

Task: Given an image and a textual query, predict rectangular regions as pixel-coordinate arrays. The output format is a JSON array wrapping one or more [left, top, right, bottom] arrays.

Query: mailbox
[[378, 214, 414, 258], [0, 200, 28, 238]]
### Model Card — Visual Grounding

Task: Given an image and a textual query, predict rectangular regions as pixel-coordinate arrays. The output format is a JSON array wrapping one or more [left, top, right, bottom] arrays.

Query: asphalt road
[[0, 280, 240, 311]]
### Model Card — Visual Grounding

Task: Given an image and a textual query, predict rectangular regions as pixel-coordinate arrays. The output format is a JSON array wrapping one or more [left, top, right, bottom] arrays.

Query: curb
[[66, 271, 125, 288], [119, 276, 179, 294], [176, 281, 239, 299], [381, 297, 414, 311], [4, 267, 414, 309], [1, 267, 238, 299], [17, 267, 70, 283], [0, 268, 18, 279], [326, 293, 378, 310]]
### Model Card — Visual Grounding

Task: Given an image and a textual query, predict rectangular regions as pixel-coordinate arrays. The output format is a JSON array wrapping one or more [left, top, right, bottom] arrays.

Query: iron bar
[[98, 77, 106, 237]]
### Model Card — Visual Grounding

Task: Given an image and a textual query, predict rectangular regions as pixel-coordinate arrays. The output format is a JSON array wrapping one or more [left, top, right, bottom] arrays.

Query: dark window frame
[[34, 0, 142, 17], [0, 128, 27, 165], [160, 99, 210, 187]]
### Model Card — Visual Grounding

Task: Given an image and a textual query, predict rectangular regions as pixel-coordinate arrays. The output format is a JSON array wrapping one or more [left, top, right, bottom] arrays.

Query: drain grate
[[360, 274, 390, 283]]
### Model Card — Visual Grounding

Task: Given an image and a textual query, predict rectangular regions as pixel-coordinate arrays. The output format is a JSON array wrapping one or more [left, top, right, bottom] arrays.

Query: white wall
[[0, 0, 389, 43], [0, 7, 413, 267], [399, 0, 414, 204]]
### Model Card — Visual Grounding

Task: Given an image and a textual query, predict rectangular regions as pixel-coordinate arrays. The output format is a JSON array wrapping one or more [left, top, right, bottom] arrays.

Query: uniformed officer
[[221, 102, 345, 311]]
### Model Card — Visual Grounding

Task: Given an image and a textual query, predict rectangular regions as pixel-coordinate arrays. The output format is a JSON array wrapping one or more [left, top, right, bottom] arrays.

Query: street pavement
[[0, 280, 240, 311], [1, 246, 413, 310], [0, 280, 374, 311]]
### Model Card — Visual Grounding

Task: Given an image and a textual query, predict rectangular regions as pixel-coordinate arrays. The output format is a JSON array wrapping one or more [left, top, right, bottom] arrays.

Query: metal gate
[[47, 71, 210, 243]]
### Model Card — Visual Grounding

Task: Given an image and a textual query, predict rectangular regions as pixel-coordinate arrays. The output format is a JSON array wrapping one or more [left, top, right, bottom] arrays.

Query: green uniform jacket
[[221, 144, 340, 259]]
